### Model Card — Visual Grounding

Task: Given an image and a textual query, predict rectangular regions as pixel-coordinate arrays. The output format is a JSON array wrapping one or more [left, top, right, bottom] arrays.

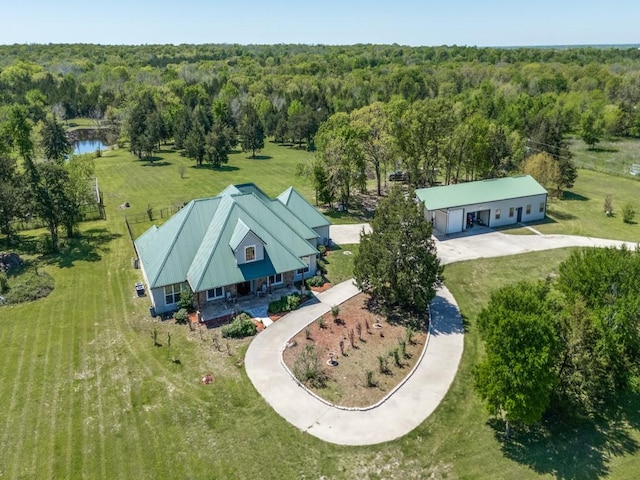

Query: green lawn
[[3, 143, 640, 478], [512, 169, 640, 241], [323, 243, 359, 285], [66, 117, 101, 131]]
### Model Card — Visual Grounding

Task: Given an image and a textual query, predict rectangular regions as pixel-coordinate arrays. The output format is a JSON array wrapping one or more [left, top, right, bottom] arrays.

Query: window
[[509, 207, 514, 218], [164, 283, 182, 306], [297, 257, 310, 276], [539, 202, 545, 213], [268, 273, 283, 285], [526, 204, 531, 215], [244, 245, 256, 262], [495, 209, 501, 220], [206, 286, 224, 301]]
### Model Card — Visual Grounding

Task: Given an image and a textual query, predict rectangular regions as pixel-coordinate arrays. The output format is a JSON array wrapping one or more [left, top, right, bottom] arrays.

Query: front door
[[517, 207, 523, 222], [237, 281, 251, 296]]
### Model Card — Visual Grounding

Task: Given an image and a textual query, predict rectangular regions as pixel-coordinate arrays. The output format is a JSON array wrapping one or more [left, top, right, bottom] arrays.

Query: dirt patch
[[282, 293, 428, 408]]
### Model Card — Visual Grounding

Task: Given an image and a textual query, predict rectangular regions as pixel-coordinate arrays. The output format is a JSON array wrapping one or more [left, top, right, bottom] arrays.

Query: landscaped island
[[283, 293, 428, 407]]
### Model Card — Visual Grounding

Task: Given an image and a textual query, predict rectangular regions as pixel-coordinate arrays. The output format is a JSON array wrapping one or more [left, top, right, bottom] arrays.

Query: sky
[[0, 0, 638, 47]]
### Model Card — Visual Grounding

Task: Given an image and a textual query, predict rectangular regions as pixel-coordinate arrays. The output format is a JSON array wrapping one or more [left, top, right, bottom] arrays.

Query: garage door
[[447, 208, 464, 234]]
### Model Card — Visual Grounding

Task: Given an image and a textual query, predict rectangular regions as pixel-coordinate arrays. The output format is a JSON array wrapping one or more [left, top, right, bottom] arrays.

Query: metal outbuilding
[[416, 175, 548, 235]]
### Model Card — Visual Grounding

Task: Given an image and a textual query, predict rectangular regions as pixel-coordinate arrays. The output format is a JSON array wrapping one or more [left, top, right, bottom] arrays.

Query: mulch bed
[[282, 293, 427, 408], [309, 282, 332, 293]]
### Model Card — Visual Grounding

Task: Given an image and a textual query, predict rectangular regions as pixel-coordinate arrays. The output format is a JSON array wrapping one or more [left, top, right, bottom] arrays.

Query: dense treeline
[[2, 43, 640, 243]]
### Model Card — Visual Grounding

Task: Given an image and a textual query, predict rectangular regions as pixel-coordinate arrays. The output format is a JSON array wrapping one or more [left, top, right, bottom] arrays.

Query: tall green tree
[[183, 120, 206, 166], [239, 104, 265, 158], [555, 246, 640, 404], [23, 160, 80, 250], [315, 112, 366, 211], [474, 281, 560, 438], [353, 187, 442, 313], [579, 110, 603, 149], [40, 114, 71, 163], [126, 90, 159, 159], [204, 123, 234, 168], [350, 102, 396, 196], [393, 98, 455, 187], [0, 152, 24, 242]]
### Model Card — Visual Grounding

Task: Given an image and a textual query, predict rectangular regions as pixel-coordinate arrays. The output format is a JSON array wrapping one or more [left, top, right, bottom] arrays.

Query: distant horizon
[[0, 42, 638, 50], [1, 1, 638, 47]]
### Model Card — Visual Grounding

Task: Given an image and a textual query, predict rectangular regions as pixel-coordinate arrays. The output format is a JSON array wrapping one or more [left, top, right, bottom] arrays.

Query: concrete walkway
[[245, 223, 638, 445]]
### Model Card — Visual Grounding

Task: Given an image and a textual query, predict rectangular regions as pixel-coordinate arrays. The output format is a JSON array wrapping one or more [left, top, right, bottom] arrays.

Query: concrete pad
[[330, 223, 371, 245]]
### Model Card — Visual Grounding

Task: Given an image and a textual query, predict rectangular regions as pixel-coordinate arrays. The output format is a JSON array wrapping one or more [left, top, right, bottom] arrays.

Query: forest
[[2, 43, 640, 245]]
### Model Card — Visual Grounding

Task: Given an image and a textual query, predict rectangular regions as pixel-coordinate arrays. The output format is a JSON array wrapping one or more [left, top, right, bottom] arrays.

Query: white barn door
[[447, 208, 464, 234]]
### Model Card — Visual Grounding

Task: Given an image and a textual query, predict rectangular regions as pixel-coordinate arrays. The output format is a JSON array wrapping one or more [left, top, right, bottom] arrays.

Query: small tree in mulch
[[398, 338, 408, 359], [317, 317, 326, 329], [339, 340, 345, 356], [391, 348, 402, 367], [365, 369, 377, 387], [356, 322, 362, 340], [378, 355, 390, 374], [331, 304, 340, 324], [293, 344, 327, 388], [348, 329, 356, 348], [406, 327, 416, 345], [365, 318, 371, 334]]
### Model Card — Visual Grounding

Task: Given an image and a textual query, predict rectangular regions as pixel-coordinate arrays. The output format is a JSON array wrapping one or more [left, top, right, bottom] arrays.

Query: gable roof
[[135, 184, 326, 291], [415, 175, 547, 211], [277, 187, 331, 229]]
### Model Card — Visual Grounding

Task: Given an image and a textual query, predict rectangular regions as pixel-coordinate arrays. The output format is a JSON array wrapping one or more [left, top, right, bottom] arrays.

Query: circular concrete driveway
[[245, 280, 464, 445], [245, 225, 637, 445]]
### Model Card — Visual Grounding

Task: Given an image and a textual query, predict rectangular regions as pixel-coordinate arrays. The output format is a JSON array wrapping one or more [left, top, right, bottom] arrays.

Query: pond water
[[70, 128, 109, 155]]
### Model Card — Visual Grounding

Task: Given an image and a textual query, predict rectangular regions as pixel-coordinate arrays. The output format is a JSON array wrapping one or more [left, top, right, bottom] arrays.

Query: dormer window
[[245, 245, 256, 262]]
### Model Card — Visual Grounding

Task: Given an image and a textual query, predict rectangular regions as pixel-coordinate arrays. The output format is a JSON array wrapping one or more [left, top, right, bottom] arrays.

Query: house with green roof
[[415, 175, 547, 235], [135, 184, 331, 315]]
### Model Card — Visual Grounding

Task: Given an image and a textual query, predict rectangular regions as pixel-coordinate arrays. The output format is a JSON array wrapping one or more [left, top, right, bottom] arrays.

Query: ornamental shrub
[[306, 275, 324, 287], [221, 312, 257, 338], [174, 308, 188, 324], [268, 293, 301, 314]]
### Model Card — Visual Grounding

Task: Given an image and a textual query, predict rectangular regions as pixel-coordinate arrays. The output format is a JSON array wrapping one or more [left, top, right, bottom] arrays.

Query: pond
[[70, 128, 109, 155]]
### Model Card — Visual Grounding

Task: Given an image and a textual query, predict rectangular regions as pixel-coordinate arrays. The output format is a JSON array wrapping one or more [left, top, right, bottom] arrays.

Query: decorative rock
[[0, 252, 22, 273]]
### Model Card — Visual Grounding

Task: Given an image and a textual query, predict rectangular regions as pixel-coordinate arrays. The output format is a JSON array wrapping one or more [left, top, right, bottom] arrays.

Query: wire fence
[[14, 194, 106, 232], [124, 205, 184, 224]]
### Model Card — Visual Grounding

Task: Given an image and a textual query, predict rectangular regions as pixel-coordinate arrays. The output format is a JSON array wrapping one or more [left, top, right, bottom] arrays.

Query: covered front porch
[[195, 273, 303, 322]]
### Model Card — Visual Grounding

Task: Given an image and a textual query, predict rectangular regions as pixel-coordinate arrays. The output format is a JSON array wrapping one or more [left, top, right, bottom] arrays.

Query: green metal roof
[[277, 187, 331, 229], [135, 184, 326, 292], [229, 219, 251, 250], [415, 175, 547, 211]]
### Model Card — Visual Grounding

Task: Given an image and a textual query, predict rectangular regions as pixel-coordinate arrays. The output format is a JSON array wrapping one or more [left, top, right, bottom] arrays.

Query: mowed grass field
[[569, 135, 640, 177], [2, 141, 640, 478], [503, 169, 640, 241]]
